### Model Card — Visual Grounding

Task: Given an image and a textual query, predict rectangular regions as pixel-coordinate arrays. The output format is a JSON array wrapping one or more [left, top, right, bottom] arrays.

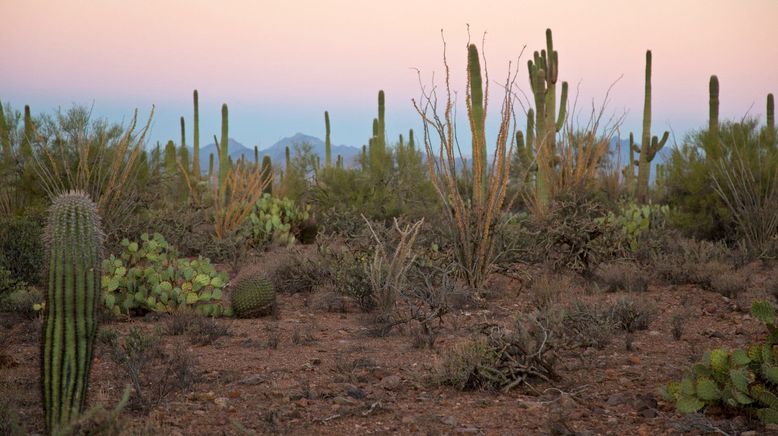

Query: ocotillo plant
[[261, 155, 273, 194], [219, 104, 229, 193], [324, 111, 332, 167], [413, 41, 515, 289], [707, 75, 720, 160], [635, 50, 669, 203], [192, 90, 201, 179], [527, 29, 568, 208], [42, 191, 103, 433]]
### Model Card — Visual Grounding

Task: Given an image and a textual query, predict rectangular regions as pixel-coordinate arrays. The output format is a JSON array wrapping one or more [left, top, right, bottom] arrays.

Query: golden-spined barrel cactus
[[229, 273, 276, 318], [42, 191, 104, 433]]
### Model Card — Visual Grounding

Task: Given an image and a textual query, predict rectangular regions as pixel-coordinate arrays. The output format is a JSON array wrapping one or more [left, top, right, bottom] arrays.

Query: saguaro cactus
[[635, 50, 668, 203], [408, 129, 415, 152], [707, 75, 720, 160], [623, 132, 636, 195], [377, 91, 386, 149], [528, 29, 569, 207], [219, 104, 230, 191], [467, 43, 487, 201], [42, 191, 104, 433], [192, 90, 201, 179], [261, 155, 273, 194], [765, 93, 775, 147], [208, 153, 214, 178], [324, 111, 332, 167], [0, 100, 10, 162], [22, 105, 35, 158]]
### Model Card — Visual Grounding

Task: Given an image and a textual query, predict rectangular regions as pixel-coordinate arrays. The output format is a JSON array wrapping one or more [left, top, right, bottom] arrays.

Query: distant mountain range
[[197, 133, 361, 173]]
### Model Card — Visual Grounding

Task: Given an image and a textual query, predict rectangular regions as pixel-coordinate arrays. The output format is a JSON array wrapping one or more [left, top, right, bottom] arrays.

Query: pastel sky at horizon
[[1, 0, 776, 151]]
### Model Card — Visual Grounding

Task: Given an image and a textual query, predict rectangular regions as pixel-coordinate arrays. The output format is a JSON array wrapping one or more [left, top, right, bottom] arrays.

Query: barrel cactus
[[230, 273, 276, 318], [42, 191, 104, 433]]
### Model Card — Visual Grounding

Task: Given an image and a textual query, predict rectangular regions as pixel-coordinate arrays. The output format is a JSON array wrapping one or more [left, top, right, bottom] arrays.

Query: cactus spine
[[708, 75, 720, 160], [324, 111, 332, 167], [219, 104, 229, 191], [261, 155, 273, 195], [528, 29, 568, 207], [192, 90, 201, 179], [42, 191, 103, 433], [467, 44, 487, 201], [635, 50, 669, 203]]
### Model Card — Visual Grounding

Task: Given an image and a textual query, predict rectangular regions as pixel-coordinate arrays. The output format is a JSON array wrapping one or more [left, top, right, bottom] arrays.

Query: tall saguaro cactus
[[219, 104, 230, 191], [765, 93, 776, 147], [377, 90, 386, 149], [324, 111, 332, 167], [22, 105, 35, 158], [467, 44, 487, 201], [635, 50, 669, 203], [527, 29, 569, 207], [192, 90, 201, 179], [707, 75, 720, 160], [0, 100, 10, 162], [42, 191, 104, 433]]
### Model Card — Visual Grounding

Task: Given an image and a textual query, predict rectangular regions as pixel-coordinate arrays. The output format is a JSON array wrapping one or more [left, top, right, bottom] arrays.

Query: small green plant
[[600, 202, 669, 251], [249, 194, 310, 246], [101, 233, 230, 317], [665, 300, 778, 424]]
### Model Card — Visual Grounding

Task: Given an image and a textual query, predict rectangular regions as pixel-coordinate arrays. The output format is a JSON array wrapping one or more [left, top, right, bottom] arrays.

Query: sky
[[1, 0, 776, 151]]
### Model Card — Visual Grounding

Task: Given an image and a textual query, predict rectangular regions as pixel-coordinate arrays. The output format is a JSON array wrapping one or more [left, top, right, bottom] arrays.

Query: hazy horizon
[[2, 0, 776, 150]]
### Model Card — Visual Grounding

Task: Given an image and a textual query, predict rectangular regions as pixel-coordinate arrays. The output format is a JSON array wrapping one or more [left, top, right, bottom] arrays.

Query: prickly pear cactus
[[664, 300, 778, 423], [230, 273, 276, 318], [42, 191, 104, 433]]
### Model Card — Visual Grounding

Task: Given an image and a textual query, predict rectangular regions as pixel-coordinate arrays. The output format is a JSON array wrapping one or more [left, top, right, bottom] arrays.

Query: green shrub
[[664, 300, 778, 424], [101, 233, 230, 317], [249, 194, 310, 246], [0, 214, 44, 286], [0, 287, 43, 316]]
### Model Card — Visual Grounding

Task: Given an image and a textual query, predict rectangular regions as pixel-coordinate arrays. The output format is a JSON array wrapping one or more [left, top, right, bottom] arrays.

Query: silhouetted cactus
[[635, 50, 668, 203], [261, 155, 273, 194], [766, 93, 775, 147], [708, 75, 720, 160], [42, 191, 104, 433], [324, 111, 332, 167], [192, 90, 201, 179], [22, 105, 34, 159], [219, 104, 229, 191]]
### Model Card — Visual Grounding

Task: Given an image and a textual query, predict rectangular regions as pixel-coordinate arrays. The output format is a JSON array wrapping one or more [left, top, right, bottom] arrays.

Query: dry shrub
[[596, 263, 649, 293], [527, 273, 570, 310], [436, 314, 558, 392], [562, 301, 617, 349], [269, 252, 324, 294], [609, 297, 655, 333]]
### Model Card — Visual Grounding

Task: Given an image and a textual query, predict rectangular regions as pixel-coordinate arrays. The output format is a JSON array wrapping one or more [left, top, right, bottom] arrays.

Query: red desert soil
[[1, 264, 775, 435]]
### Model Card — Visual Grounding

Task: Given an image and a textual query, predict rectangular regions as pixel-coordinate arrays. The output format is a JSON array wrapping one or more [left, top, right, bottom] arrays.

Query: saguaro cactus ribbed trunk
[[707, 75, 720, 160], [192, 90, 201, 178], [219, 104, 230, 192], [42, 191, 103, 433], [635, 50, 668, 203], [324, 111, 332, 167]]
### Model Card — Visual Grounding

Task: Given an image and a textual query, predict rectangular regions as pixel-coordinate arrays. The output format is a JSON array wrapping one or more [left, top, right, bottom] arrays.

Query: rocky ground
[[2, 261, 776, 435]]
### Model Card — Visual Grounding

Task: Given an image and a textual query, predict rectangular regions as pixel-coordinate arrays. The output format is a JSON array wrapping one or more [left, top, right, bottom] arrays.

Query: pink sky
[[1, 0, 776, 148]]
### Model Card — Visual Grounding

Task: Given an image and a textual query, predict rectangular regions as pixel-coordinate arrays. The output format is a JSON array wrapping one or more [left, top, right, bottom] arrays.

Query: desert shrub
[[102, 327, 197, 412], [317, 237, 374, 311], [608, 297, 655, 332], [0, 214, 44, 286], [268, 253, 323, 294], [561, 301, 617, 349], [163, 310, 231, 345], [436, 315, 558, 391], [664, 118, 777, 246], [119, 204, 211, 258], [249, 193, 310, 247], [595, 263, 649, 293], [0, 397, 24, 436], [0, 266, 25, 296], [526, 273, 569, 310], [536, 195, 622, 276], [101, 233, 230, 317], [0, 286, 43, 316], [665, 300, 778, 424]]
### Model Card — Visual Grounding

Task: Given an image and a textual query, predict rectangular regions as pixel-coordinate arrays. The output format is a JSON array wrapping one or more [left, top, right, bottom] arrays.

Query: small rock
[[455, 427, 479, 434], [346, 387, 366, 399], [639, 408, 657, 418], [628, 356, 641, 365], [214, 397, 228, 408], [227, 390, 241, 398], [401, 415, 416, 424], [705, 305, 718, 314], [648, 330, 661, 336], [239, 375, 265, 385], [606, 393, 631, 406], [334, 396, 356, 406], [740, 431, 757, 436], [380, 375, 402, 391], [441, 416, 457, 426]]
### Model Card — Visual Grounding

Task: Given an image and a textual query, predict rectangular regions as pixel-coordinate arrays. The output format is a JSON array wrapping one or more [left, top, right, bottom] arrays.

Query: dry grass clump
[[608, 297, 655, 333], [561, 301, 617, 349], [595, 263, 649, 293], [527, 272, 570, 310], [268, 253, 323, 294]]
